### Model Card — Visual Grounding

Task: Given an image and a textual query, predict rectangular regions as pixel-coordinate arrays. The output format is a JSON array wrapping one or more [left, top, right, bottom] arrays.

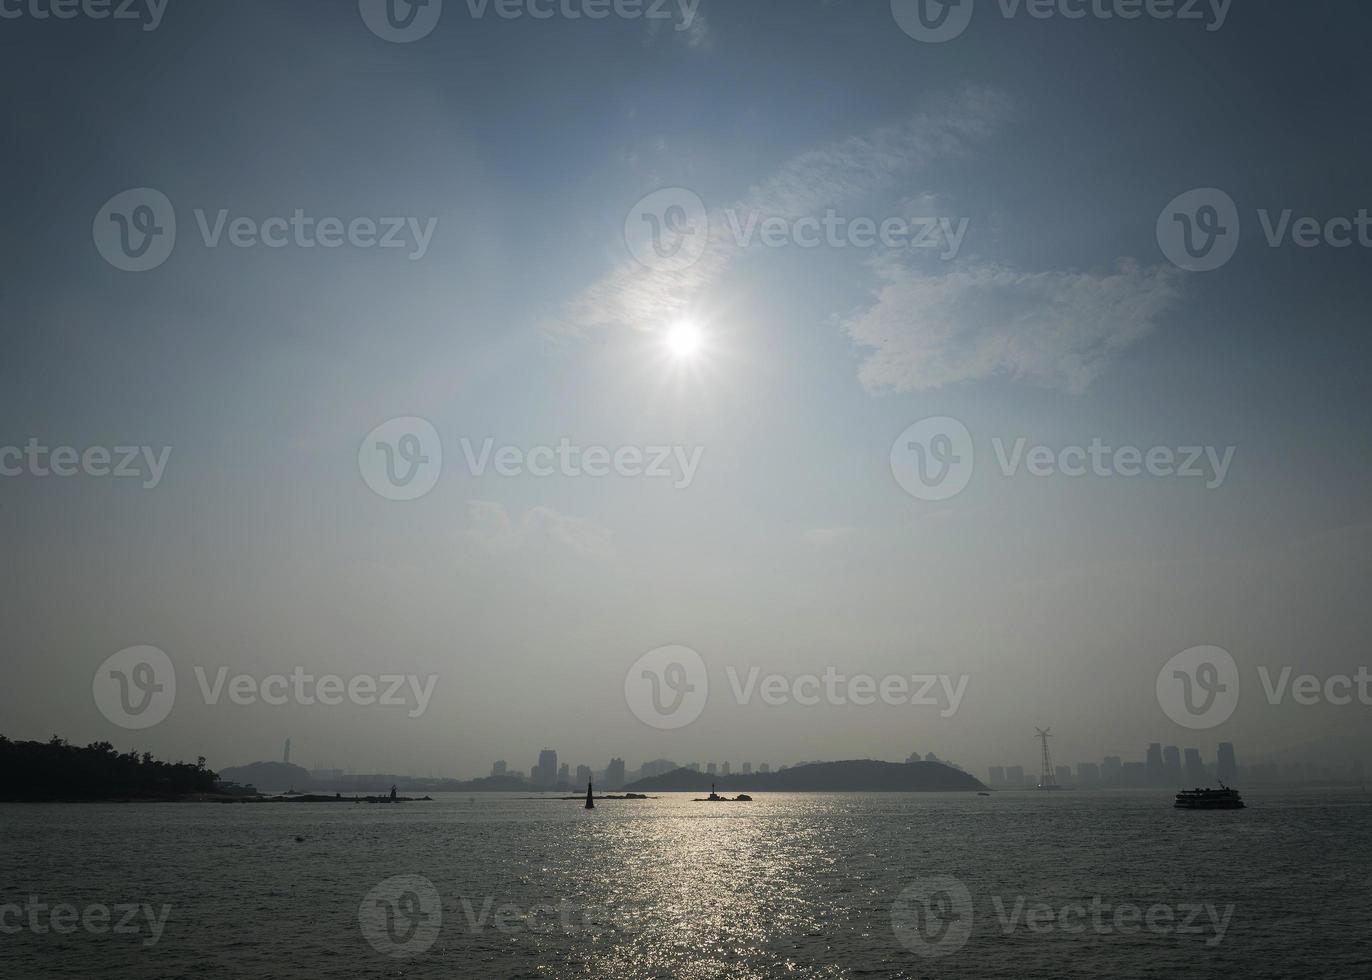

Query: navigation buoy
[[585, 781, 595, 809]]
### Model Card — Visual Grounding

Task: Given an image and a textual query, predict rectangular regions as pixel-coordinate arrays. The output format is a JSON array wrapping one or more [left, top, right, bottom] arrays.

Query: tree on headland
[[0, 735, 219, 801]]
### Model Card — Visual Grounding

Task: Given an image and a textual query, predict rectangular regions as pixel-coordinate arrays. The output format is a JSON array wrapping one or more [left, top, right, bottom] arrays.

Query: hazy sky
[[2, 0, 1370, 779]]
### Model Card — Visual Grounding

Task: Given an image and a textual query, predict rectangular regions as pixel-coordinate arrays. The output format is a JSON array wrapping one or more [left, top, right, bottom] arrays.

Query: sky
[[2, 0, 1370, 781]]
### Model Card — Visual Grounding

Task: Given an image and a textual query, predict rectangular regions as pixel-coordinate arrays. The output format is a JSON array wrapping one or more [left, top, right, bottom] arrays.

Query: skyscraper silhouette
[[1217, 743, 1237, 783]]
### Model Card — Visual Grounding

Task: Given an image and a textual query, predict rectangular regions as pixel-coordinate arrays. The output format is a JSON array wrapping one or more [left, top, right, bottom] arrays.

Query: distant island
[[625, 759, 987, 793], [0, 736, 219, 802]]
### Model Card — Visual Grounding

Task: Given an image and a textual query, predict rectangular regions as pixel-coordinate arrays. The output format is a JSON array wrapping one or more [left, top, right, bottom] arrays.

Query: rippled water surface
[[3, 790, 1370, 978]]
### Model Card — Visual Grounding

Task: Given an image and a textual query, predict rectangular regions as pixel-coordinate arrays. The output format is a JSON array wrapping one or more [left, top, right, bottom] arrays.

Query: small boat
[[1174, 784, 1245, 810]]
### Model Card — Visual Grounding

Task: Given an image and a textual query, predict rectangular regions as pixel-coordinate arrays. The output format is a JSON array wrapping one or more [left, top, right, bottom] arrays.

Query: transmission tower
[[1035, 728, 1059, 790]]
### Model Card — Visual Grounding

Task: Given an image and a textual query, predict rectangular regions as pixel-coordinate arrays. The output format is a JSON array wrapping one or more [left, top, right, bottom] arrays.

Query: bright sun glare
[[666, 320, 703, 360]]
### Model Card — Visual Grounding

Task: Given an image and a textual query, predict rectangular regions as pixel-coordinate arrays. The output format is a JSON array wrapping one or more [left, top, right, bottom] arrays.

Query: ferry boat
[[1174, 785, 1245, 810]]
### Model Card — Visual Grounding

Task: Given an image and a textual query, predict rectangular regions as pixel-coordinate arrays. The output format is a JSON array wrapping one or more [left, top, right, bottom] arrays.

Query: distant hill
[[625, 760, 987, 793], [217, 761, 313, 792]]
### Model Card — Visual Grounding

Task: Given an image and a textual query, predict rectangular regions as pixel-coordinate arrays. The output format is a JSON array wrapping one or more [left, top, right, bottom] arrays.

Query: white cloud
[[556, 85, 1180, 395], [458, 501, 616, 561], [844, 257, 1184, 394]]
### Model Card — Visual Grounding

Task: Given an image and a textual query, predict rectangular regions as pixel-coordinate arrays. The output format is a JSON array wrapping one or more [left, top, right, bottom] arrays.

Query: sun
[[665, 320, 703, 360]]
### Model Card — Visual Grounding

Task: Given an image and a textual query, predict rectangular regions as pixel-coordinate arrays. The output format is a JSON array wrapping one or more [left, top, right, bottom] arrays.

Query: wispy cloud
[[458, 501, 617, 561], [844, 257, 1184, 394], [557, 85, 1181, 394], [555, 87, 1012, 337]]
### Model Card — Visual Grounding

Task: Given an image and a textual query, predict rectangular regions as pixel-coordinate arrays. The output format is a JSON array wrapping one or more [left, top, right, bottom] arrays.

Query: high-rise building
[[605, 758, 626, 789], [1006, 765, 1025, 786], [759, 763, 771, 774], [1097, 752, 1119, 785], [706, 762, 717, 775], [741, 762, 752, 774], [491, 760, 508, 777], [1054, 764, 1072, 786], [722, 762, 731, 775], [1183, 748, 1206, 784], [557, 763, 569, 786], [988, 766, 1006, 787], [1163, 746, 1183, 784], [1146, 743, 1165, 785], [536, 749, 558, 787], [1217, 743, 1237, 783], [575, 765, 592, 786]]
